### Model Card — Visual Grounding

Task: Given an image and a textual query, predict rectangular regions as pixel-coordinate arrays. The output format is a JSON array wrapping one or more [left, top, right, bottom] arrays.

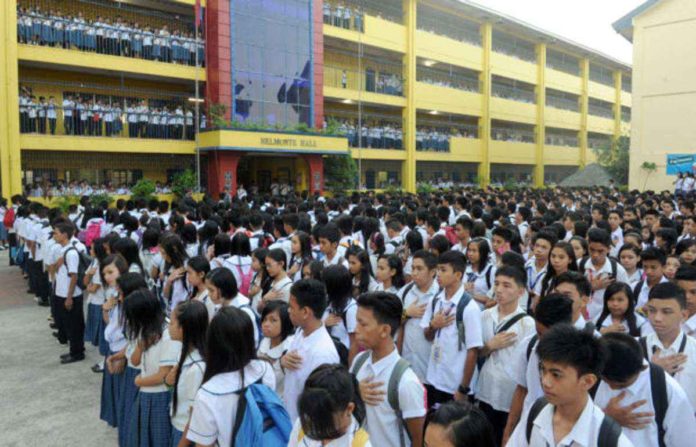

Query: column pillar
[[302, 154, 324, 194], [207, 151, 242, 199], [613, 70, 623, 143], [0, 0, 22, 198], [205, 0, 232, 120], [534, 43, 546, 187], [401, 0, 417, 193], [579, 58, 590, 168], [312, 0, 325, 128], [478, 22, 493, 188]]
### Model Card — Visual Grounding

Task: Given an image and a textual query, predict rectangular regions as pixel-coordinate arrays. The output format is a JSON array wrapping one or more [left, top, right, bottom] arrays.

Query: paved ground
[[0, 251, 118, 446]]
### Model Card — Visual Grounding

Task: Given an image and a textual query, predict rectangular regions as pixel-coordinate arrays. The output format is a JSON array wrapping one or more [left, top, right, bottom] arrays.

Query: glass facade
[[231, 0, 313, 127]]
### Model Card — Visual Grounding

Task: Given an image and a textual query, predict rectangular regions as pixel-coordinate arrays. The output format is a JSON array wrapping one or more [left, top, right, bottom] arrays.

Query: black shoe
[[91, 364, 104, 373], [49, 322, 57, 329], [27, 289, 35, 294], [60, 355, 85, 364], [38, 300, 49, 307], [52, 331, 59, 338], [60, 353, 72, 360]]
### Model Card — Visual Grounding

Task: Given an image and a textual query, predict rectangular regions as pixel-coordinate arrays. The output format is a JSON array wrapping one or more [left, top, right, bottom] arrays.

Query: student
[[525, 231, 558, 309], [186, 255, 214, 318], [502, 294, 574, 444], [595, 332, 696, 447], [289, 364, 371, 446], [323, 265, 359, 364], [452, 217, 473, 254], [165, 300, 208, 447], [348, 247, 379, 297], [609, 209, 625, 258], [288, 231, 313, 282], [351, 292, 427, 447], [375, 254, 406, 294], [424, 401, 496, 447], [538, 241, 578, 303], [570, 235, 589, 263], [465, 238, 496, 308], [281, 279, 340, 422], [84, 238, 108, 373], [634, 247, 669, 310], [477, 266, 536, 446], [205, 267, 259, 345], [619, 244, 643, 287], [665, 254, 681, 281], [507, 324, 632, 447], [420, 250, 483, 407], [126, 288, 182, 447], [160, 233, 189, 314], [259, 248, 293, 311], [675, 266, 696, 337], [319, 223, 349, 268], [398, 250, 440, 381], [248, 248, 271, 311], [643, 282, 696, 410], [53, 222, 86, 364], [229, 232, 253, 296], [595, 282, 645, 337], [257, 300, 294, 397], [186, 306, 276, 446]]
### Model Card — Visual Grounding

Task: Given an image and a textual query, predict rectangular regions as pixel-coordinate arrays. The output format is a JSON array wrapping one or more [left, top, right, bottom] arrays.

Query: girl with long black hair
[[347, 247, 378, 297], [288, 231, 313, 282], [160, 233, 189, 314]]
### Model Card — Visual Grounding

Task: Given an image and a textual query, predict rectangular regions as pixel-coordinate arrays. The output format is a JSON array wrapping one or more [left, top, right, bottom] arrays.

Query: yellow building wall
[[324, 15, 406, 53], [414, 82, 481, 116], [415, 30, 482, 71]]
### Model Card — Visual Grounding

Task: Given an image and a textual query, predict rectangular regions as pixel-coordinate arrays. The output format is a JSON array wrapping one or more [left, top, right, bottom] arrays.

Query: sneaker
[[91, 363, 104, 373]]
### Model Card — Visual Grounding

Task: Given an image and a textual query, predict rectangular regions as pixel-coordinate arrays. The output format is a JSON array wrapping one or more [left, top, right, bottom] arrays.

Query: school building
[[0, 0, 632, 199], [614, 0, 696, 192]]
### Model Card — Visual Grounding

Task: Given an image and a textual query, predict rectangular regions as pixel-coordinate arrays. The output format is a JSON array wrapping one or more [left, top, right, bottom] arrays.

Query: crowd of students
[[323, 1, 365, 32], [17, 6, 205, 66], [18, 87, 203, 140], [5, 183, 696, 446]]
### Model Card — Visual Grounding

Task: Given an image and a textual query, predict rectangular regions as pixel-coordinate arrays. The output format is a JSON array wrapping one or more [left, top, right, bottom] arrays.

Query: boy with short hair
[[352, 292, 427, 447], [675, 266, 696, 337], [317, 223, 348, 269], [608, 209, 625, 258], [595, 332, 696, 447], [477, 266, 536, 445], [420, 250, 482, 407], [281, 279, 340, 421], [554, 271, 597, 332], [643, 282, 696, 410], [634, 247, 669, 310], [525, 231, 558, 305], [452, 216, 473, 253], [580, 228, 629, 319], [508, 324, 632, 446]]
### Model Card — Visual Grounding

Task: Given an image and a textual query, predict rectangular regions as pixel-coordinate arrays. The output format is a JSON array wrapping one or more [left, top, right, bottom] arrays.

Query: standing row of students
[[7, 184, 696, 446]]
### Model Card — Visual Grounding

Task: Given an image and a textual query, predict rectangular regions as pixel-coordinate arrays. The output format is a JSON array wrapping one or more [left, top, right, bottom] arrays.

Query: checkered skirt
[[128, 391, 172, 447]]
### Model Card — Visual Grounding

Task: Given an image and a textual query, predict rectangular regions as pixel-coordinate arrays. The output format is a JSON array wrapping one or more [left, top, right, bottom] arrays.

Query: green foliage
[[90, 192, 114, 207], [131, 179, 157, 202], [592, 136, 630, 185], [503, 178, 518, 191], [641, 161, 658, 191], [55, 196, 74, 214], [384, 184, 403, 195], [416, 183, 436, 194], [324, 154, 358, 192], [209, 103, 229, 129], [172, 169, 198, 197]]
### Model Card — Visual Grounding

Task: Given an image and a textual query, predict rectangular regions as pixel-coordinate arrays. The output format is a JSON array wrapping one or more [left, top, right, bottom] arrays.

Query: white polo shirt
[[224, 295, 259, 346], [644, 331, 696, 410], [506, 332, 544, 413], [581, 258, 629, 320], [140, 329, 181, 393], [594, 363, 696, 447], [171, 349, 206, 431], [351, 349, 427, 447], [187, 360, 275, 446], [288, 417, 372, 447], [322, 251, 349, 269], [508, 395, 634, 447], [477, 306, 536, 412], [400, 281, 439, 381], [525, 259, 548, 297], [683, 314, 696, 338], [635, 277, 669, 309], [283, 325, 340, 422], [55, 243, 84, 298], [419, 285, 483, 395], [322, 298, 357, 349]]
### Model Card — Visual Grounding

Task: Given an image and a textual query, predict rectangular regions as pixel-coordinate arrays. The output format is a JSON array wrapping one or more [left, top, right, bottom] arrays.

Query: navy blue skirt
[[99, 351, 125, 427], [129, 391, 172, 447], [119, 366, 140, 447], [84, 303, 103, 346]]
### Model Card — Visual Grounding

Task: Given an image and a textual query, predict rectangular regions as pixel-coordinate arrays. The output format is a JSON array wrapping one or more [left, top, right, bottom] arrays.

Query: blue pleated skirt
[[84, 303, 103, 345], [128, 391, 172, 447], [170, 427, 184, 447], [99, 351, 125, 427], [119, 366, 140, 447]]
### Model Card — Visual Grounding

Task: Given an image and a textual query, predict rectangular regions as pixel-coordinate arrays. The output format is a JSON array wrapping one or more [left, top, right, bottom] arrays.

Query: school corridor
[[0, 252, 117, 446]]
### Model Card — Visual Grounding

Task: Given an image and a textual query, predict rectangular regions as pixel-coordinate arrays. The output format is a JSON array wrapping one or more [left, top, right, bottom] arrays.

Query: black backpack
[[63, 243, 92, 290], [526, 397, 622, 446], [430, 289, 473, 351]]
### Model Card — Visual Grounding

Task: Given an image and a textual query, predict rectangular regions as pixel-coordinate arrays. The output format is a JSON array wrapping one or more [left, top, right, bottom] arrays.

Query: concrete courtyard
[[0, 252, 118, 446]]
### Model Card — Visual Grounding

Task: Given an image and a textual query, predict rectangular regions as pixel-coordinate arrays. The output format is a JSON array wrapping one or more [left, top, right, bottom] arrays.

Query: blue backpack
[[231, 380, 292, 447]]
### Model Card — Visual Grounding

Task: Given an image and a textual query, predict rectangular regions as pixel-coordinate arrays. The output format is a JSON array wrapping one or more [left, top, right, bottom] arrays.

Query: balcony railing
[[491, 128, 535, 143], [418, 67, 480, 93], [546, 95, 579, 112], [588, 104, 614, 119], [491, 83, 536, 104], [545, 135, 578, 147], [17, 10, 204, 67], [325, 66, 404, 96]]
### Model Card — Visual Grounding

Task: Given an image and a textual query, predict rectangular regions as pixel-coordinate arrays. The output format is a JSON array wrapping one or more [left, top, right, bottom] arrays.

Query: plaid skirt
[[99, 350, 125, 427], [118, 366, 140, 447], [84, 303, 103, 346], [128, 391, 172, 447]]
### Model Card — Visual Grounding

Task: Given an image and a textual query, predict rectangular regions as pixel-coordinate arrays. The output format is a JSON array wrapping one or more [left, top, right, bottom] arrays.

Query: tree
[[641, 161, 657, 191], [324, 153, 358, 192], [171, 169, 198, 197], [592, 136, 630, 185]]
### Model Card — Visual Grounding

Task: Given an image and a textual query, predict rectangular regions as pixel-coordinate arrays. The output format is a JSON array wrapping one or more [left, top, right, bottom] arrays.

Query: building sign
[[259, 137, 318, 148], [666, 154, 696, 175], [200, 130, 348, 154]]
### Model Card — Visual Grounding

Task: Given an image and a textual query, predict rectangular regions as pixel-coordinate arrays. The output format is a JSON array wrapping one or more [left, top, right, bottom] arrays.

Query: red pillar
[[303, 154, 324, 194], [207, 151, 242, 199], [312, 0, 325, 128], [205, 0, 232, 120]]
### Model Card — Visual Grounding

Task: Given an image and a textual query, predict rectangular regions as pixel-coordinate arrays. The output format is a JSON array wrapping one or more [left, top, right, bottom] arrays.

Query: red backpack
[[3, 207, 15, 228], [444, 226, 459, 245], [85, 220, 103, 248], [234, 264, 254, 297]]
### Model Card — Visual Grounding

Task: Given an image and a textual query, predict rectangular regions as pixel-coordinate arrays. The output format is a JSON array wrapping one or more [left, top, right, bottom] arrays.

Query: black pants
[[54, 294, 85, 357], [425, 384, 453, 409], [49, 118, 56, 134], [478, 400, 508, 447], [8, 233, 17, 266]]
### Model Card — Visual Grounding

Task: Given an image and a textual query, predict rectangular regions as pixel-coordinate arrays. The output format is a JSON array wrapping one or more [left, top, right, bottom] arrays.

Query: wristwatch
[[458, 385, 470, 395]]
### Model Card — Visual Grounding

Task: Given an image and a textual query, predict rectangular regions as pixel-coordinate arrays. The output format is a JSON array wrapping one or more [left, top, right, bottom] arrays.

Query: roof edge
[[612, 0, 662, 42]]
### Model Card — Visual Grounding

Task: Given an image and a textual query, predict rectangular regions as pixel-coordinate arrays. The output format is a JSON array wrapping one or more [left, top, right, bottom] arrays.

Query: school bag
[[578, 256, 618, 278], [444, 225, 459, 245], [253, 232, 274, 249], [429, 289, 473, 351], [639, 335, 687, 363], [230, 379, 292, 447], [351, 351, 411, 447], [234, 263, 254, 297], [296, 427, 369, 446], [63, 243, 92, 289], [3, 207, 15, 228], [478, 312, 529, 370], [84, 220, 102, 248], [239, 303, 263, 341], [525, 396, 622, 446]]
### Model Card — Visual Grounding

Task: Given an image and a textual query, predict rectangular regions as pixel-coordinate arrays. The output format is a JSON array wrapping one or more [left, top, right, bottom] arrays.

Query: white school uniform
[[594, 362, 696, 447], [283, 325, 340, 422], [288, 417, 372, 447], [464, 263, 496, 301], [267, 276, 292, 303], [170, 350, 205, 432], [322, 298, 357, 349], [610, 227, 625, 258], [635, 276, 669, 309], [104, 305, 127, 353], [507, 332, 544, 413], [400, 281, 439, 381], [683, 314, 696, 338], [322, 250, 349, 269], [525, 260, 548, 298], [55, 243, 84, 298], [644, 331, 696, 411], [224, 295, 259, 345], [193, 289, 216, 321], [508, 395, 634, 447], [187, 360, 275, 446], [581, 258, 629, 320], [477, 306, 536, 412], [257, 336, 294, 397], [86, 259, 106, 305], [139, 329, 181, 393], [419, 285, 483, 395], [351, 349, 427, 447]]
